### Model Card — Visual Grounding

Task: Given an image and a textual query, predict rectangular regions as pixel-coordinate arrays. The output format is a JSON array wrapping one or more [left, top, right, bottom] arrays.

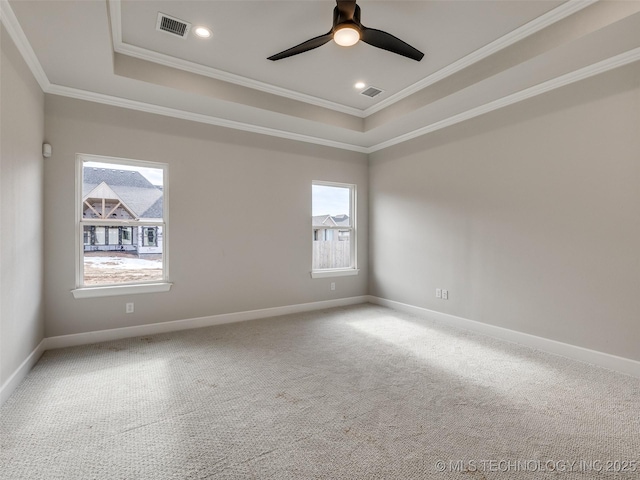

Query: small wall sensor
[[42, 143, 52, 158]]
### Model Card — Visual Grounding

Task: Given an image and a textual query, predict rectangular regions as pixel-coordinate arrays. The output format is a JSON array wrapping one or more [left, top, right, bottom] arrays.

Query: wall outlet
[[330, 282, 336, 291], [442, 290, 448, 300], [436, 288, 442, 298], [125, 302, 134, 314]]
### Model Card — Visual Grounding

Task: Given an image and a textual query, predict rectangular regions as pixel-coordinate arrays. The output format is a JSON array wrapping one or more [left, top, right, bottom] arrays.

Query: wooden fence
[[312, 240, 351, 269]]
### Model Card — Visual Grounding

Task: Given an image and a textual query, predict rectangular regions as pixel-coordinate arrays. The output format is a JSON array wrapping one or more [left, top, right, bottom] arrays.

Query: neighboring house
[[312, 214, 350, 241], [82, 168, 163, 255]]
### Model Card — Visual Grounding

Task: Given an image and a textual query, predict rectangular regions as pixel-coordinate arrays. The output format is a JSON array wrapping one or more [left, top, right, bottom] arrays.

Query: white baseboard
[[5, 295, 635, 408], [368, 296, 640, 379], [1, 296, 367, 406], [0, 339, 47, 406], [45, 295, 369, 350]]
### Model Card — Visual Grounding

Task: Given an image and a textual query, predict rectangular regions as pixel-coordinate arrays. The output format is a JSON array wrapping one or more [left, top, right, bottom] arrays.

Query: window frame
[[311, 180, 359, 279], [72, 154, 172, 299]]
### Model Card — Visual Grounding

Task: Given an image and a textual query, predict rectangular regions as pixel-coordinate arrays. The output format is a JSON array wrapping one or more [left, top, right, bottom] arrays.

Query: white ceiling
[[118, 0, 561, 109], [4, 0, 640, 152]]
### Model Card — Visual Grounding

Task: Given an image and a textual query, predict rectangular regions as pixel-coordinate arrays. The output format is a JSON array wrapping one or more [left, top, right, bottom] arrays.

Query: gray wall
[[43, 96, 368, 337], [5, 16, 639, 378], [0, 25, 45, 386], [369, 62, 640, 361]]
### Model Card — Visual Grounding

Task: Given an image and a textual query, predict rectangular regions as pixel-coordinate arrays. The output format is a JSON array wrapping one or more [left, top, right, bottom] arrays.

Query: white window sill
[[72, 282, 172, 299], [310, 269, 359, 279]]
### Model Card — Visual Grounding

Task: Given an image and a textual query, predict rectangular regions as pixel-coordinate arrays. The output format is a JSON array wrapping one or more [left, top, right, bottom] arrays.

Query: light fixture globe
[[333, 25, 360, 47]]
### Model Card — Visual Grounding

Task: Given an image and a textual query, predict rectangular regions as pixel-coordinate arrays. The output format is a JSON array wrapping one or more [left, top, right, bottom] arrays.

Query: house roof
[[142, 196, 164, 219], [83, 168, 163, 219], [84, 182, 138, 219], [312, 214, 350, 228]]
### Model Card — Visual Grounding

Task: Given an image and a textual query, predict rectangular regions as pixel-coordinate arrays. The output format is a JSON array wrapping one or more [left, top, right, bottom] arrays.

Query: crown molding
[[42, 47, 640, 154], [367, 47, 640, 153], [363, 0, 598, 116], [115, 41, 367, 118], [0, 0, 50, 91], [108, 0, 365, 118], [4, 0, 638, 155], [108, 0, 598, 120], [46, 84, 369, 153]]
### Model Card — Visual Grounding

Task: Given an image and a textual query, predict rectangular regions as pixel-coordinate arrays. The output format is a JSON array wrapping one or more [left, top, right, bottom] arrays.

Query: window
[[142, 227, 158, 247], [121, 227, 133, 245], [95, 226, 106, 245], [311, 181, 358, 278], [73, 154, 171, 298]]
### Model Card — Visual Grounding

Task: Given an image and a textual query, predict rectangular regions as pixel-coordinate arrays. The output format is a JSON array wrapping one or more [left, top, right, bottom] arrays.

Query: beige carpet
[[1, 304, 638, 479]]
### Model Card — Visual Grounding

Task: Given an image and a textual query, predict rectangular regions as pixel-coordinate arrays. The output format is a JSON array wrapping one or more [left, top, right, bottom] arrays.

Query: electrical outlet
[[126, 302, 134, 314], [442, 290, 448, 300], [436, 288, 442, 298], [330, 282, 336, 291]]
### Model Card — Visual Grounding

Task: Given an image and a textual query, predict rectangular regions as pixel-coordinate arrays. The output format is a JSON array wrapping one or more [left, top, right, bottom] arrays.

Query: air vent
[[156, 13, 191, 38], [360, 86, 384, 98]]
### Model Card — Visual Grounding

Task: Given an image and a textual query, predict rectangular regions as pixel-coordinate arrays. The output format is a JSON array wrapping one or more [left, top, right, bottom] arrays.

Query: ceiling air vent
[[360, 86, 384, 98], [156, 13, 191, 38]]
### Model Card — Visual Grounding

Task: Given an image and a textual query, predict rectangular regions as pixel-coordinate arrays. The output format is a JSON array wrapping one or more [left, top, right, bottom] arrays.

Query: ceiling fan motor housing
[[267, 0, 424, 62]]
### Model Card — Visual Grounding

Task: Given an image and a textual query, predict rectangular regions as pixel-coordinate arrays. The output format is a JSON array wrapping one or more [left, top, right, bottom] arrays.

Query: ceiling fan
[[267, 0, 424, 62]]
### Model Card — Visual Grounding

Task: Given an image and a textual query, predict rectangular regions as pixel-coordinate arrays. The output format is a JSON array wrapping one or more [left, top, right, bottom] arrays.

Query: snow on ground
[[84, 256, 162, 270]]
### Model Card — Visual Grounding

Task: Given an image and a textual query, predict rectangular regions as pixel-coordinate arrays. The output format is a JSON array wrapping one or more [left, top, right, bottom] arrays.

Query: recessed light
[[354, 82, 366, 90], [194, 26, 211, 38]]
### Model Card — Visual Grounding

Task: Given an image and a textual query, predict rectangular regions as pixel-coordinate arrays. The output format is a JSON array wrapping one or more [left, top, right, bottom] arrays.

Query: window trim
[[310, 268, 360, 279], [72, 154, 172, 298], [311, 180, 358, 278]]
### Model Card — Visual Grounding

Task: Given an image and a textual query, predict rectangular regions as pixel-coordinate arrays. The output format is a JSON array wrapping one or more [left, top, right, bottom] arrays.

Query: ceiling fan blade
[[267, 32, 333, 61], [336, 0, 357, 21], [361, 27, 424, 61]]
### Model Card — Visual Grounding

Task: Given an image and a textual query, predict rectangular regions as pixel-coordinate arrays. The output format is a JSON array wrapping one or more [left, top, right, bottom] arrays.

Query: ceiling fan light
[[333, 26, 360, 47]]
